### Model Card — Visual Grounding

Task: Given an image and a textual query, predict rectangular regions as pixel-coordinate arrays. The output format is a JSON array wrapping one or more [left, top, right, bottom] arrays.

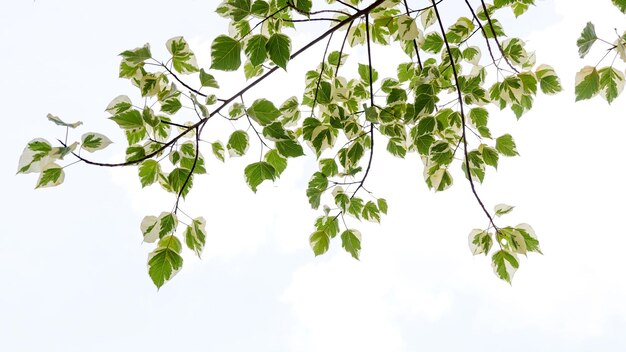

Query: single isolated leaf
[[211, 141, 226, 162], [495, 134, 519, 157], [81, 133, 112, 153], [341, 229, 362, 260], [185, 217, 207, 258], [244, 161, 276, 192], [105, 95, 133, 115], [166, 36, 199, 73], [140, 215, 160, 243], [210, 35, 242, 71], [17, 138, 54, 174], [199, 69, 220, 88], [309, 230, 330, 256], [574, 66, 600, 101], [266, 33, 291, 70], [491, 250, 519, 284], [245, 34, 268, 66], [612, 0, 626, 13], [576, 22, 597, 58], [227, 130, 249, 157], [138, 160, 161, 187], [47, 113, 82, 128], [247, 98, 281, 125], [468, 229, 492, 256], [494, 203, 515, 217], [158, 212, 178, 238], [35, 163, 64, 188], [599, 66, 625, 104], [148, 235, 183, 288]]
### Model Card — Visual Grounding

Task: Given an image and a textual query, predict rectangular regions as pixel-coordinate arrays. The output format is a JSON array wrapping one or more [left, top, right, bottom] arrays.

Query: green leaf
[[491, 250, 519, 284], [576, 22, 597, 58], [574, 66, 600, 101], [148, 235, 183, 288], [110, 109, 144, 130], [341, 229, 362, 260], [210, 35, 242, 71], [140, 215, 160, 243], [119, 44, 151, 64], [414, 84, 437, 116], [185, 217, 207, 258], [468, 229, 492, 255], [495, 134, 519, 157], [346, 197, 363, 219], [264, 149, 287, 175], [306, 172, 328, 209], [319, 159, 338, 177], [245, 34, 268, 66], [481, 145, 499, 169], [247, 98, 281, 125], [422, 32, 443, 53], [316, 81, 332, 105], [244, 161, 276, 192], [266, 33, 291, 70], [276, 139, 305, 158], [362, 201, 381, 223], [17, 138, 53, 174], [358, 63, 379, 84], [516, 223, 542, 254], [158, 212, 178, 238], [105, 95, 133, 115], [199, 69, 220, 88], [377, 198, 388, 214], [599, 66, 625, 104], [535, 64, 562, 95], [166, 36, 199, 74], [612, 0, 626, 13], [227, 130, 249, 157], [168, 168, 193, 197], [494, 203, 515, 217], [309, 230, 330, 256], [81, 133, 112, 153], [138, 160, 161, 187], [211, 141, 225, 162], [46, 113, 82, 128], [35, 164, 64, 188]]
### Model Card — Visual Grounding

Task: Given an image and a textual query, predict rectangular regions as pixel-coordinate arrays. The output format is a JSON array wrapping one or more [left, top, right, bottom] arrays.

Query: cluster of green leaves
[[575, 1, 626, 103], [468, 204, 542, 283], [19, 0, 560, 287]]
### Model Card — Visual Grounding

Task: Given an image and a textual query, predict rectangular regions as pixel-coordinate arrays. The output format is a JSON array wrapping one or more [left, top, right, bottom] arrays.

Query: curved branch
[[431, 0, 499, 231]]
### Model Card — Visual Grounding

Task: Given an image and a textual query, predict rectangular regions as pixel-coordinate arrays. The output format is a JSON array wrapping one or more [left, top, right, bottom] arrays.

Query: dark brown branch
[[161, 64, 207, 98], [402, 0, 423, 70], [431, 0, 499, 231], [478, 0, 519, 73], [71, 0, 387, 169]]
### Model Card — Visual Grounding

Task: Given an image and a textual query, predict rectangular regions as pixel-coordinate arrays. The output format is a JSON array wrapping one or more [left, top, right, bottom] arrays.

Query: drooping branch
[[431, 0, 499, 231], [69, 0, 388, 169]]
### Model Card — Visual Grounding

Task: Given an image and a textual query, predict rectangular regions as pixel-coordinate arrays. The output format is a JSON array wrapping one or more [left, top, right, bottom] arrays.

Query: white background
[[1, 0, 625, 351]]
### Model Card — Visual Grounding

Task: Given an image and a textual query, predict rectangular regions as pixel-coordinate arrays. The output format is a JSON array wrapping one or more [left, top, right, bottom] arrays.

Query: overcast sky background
[[1, 0, 626, 351]]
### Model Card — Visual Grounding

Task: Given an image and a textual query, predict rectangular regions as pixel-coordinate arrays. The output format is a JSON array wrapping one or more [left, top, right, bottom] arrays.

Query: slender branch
[[161, 63, 207, 98], [478, 0, 519, 73], [173, 126, 200, 213], [311, 32, 335, 117], [351, 124, 374, 198], [336, 0, 358, 11], [431, 0, 498, 231], [402, 0, 423, 70], [70, 0, 387, 168], [241, 96, 270, 151], [464, 0, 498, 66], [365, 14, 375, 107], [334, 20, 354, 78]]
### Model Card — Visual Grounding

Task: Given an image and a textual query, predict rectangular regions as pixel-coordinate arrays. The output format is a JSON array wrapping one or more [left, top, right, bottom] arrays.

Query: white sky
[[1, 0, 626, 351]]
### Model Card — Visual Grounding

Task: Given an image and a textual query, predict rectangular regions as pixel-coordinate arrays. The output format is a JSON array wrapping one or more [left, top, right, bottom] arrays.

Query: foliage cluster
[[17, 0, 626, 287]]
